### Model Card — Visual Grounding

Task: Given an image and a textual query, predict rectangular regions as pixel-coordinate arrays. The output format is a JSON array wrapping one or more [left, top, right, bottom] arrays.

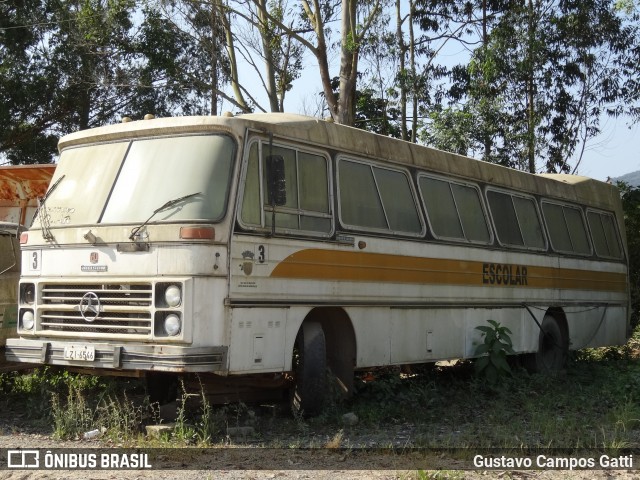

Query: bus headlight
[[164, 285, 182, 307], [21, 310, 35, 331], [164, 314, 181, 336], [21, 284, 35, 305]]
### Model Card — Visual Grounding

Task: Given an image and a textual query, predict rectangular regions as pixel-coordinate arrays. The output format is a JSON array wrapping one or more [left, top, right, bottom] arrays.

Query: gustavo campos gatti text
[[474, 454, 633, 470]]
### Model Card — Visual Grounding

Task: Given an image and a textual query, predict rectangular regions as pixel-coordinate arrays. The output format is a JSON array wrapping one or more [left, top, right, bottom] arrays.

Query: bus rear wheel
[[525, 315, 568, 373], [291, 321, 327, 417]]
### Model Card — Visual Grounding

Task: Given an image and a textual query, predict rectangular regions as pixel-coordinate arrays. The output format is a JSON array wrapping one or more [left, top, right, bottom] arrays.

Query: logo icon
[[79, 292, 101, 322], [7, 450, 39, 468], [90, 252, 99, 264]]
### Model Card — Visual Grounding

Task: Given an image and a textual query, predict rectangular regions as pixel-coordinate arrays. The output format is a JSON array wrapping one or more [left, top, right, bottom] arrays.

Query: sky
[[576, 118, 640, 182]]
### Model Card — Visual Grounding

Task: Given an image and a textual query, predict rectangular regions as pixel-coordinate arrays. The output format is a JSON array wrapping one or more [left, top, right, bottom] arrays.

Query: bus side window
[[513, 196, 546, 248], [240, 140, 332, 235], [372, 166, 422, 233], [338, 160, 387, 230], [297, 151, 331, 232], [240, 143, 261, 226], [420, 177, 463, 238], [419, 176, 490, 243], [486, 190, 545, 249], [542, 201, 592, 255], [587, 210, 623, 259], [338, 159, 423, 235]]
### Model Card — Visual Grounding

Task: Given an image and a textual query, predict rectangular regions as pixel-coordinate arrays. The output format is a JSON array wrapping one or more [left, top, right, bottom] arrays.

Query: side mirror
[[266, 155, 286, 206]]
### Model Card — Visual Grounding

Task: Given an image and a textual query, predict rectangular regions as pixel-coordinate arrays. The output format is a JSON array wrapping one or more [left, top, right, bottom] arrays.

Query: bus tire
[[291, 321, 326, 417], [526, 315, 567, 373]]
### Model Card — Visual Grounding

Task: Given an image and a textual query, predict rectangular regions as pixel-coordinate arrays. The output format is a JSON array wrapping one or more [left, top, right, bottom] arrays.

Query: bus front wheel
[[291, 321, 327, 417], [525, 315, 568, 373]]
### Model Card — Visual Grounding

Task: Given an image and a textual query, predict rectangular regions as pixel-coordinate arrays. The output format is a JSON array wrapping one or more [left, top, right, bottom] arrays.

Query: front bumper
[[5, 338, 227, 373]]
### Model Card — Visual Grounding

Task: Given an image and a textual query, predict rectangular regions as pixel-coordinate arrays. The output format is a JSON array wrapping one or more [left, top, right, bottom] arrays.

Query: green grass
[[340, 342, 640, 449]]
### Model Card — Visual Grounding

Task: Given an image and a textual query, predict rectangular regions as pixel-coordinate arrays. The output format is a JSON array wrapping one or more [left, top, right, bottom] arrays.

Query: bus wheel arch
[[290, 308, 356, 416], [526, 308, 569, 373]]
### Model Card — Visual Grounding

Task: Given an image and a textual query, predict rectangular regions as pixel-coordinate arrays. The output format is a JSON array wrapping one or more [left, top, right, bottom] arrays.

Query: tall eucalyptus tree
[[426, 0, 640, 174]]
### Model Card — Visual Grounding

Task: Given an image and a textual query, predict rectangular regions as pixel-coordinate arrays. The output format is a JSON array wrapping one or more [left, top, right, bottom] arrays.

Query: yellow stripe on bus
[[270, 249, 627, 292]]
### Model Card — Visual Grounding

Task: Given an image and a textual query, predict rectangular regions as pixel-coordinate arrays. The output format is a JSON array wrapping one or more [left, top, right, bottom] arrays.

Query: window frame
[[485, 187, 548, 252], [540, 199, 593, 256], [237, 138, 334, 238], [585, 208, 624, 260], [336, 155, 426, 238], [417, 173, 493, 246]]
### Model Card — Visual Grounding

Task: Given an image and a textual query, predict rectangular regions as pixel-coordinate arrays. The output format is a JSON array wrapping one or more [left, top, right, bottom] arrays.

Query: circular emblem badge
[[79, 292, 101, 322]]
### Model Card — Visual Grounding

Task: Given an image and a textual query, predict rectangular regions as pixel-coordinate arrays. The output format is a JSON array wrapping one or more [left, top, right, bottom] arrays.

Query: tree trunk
[[526, 0, 536, 173], [210, 0, 219, 116], [396, 0, 408, 141], [256, 0, 281, 112], [337, 0, 358, 126], [221, 5, 250, 112], [482, 0, 491, 161], [409, 1, 417, 143]]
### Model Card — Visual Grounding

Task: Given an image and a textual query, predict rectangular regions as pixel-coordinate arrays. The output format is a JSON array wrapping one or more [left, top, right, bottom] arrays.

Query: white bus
[[6, 114, 629, 413]]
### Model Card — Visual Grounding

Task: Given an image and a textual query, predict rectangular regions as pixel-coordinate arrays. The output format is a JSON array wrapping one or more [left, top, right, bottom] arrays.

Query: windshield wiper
[[129, 192, 201, 241], [37, 174, 66, 242]]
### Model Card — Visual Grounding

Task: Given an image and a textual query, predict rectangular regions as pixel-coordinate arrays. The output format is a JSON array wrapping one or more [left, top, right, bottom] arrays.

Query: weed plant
[[170, 378, 234, 445], [49, 375, 145, 441]]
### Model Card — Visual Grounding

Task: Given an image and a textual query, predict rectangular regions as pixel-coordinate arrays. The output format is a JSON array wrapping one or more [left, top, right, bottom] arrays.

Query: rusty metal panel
[[0, 165, 56, 225], [0, 164, 56, 205]]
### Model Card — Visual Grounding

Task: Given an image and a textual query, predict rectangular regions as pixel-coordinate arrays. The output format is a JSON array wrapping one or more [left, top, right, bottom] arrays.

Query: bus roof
[[58, 113, 620, 211]]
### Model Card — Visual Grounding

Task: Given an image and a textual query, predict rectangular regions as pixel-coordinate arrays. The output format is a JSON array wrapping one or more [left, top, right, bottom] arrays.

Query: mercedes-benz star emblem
[[79, 292, 101, 322]]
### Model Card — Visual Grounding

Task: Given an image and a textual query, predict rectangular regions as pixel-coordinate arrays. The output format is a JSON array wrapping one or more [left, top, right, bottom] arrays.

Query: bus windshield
[[34, 134, 235, 228]]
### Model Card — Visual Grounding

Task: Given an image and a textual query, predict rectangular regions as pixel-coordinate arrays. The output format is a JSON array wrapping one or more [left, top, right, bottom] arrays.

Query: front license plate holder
[[63, 345, 96, 362]]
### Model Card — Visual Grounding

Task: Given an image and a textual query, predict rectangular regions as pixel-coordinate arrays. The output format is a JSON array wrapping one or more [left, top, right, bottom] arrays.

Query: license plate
[[63, 345, 95, 362]]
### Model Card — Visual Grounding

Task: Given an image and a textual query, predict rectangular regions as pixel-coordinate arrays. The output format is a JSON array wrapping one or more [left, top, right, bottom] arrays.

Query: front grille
[[39, 283, 153, 337]]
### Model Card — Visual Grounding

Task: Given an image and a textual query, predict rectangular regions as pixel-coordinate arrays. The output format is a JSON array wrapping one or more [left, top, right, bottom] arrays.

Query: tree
[[287, 0, 382, 125], [427, 0, 640, 174], [156, 0, 307, 114], [1, 0, 60, 164], [235, 0, 305, 112], [394, 0, 488, 143], [0, 0, 209, 164]]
